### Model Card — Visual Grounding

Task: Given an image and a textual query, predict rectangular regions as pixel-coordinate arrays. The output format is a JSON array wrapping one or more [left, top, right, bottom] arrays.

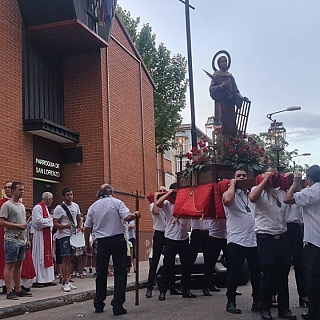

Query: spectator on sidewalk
[[32, 192, 56, 287], [0, 181, 12, 293], [0, 182, 32, 300], [53, 188, 81, 292]]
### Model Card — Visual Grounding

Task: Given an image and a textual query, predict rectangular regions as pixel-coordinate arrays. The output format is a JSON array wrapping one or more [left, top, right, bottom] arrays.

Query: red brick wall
[[0, 4, 157, 260], [0, 1, 33, 206]]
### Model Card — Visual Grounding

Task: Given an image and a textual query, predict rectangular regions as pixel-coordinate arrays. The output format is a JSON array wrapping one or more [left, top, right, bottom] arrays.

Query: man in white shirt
[[249, 165, 296, 320], [223, 170, 260, 314], [284, 166, 320, 320], [145, 186, 167, 298], [156, 183, 196, 301], [84, 183, 140, 316], [187, 219, 212, 296], [285, 202, 307, 308], [32, 192, 55, 287], [53, 188, 81, 293]]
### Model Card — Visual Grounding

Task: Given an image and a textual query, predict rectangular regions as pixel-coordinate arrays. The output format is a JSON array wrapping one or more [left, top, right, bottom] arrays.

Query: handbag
[[173, 183, 215, 219]]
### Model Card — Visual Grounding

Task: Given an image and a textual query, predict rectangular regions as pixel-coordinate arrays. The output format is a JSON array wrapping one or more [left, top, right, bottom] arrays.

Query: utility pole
[[179, 0, 197, 148]]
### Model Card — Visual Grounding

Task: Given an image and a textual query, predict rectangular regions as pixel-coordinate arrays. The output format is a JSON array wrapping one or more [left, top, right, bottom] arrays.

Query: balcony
[[17, 0, 116, 54]]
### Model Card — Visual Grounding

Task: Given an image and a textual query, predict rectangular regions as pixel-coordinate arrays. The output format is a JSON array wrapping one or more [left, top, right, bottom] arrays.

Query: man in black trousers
[[249, 165, 296, 320], [84, 184, 140, 316]]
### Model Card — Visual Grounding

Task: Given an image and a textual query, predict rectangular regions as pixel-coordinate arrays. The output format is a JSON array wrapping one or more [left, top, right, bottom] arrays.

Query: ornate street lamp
[[205, 116, 222, 161], [266, 106, 301, 166], [292, 153, 311, 170], [268, 121, 286, 166], [174, 131, 188, 172]]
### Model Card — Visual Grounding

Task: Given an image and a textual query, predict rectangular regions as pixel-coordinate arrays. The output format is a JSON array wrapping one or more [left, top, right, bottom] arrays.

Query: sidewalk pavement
[[0, 260, 150, 319]]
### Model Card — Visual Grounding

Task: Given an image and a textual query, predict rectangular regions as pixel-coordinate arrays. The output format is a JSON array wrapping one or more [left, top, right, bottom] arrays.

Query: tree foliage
[[117, 6, 188, 153]]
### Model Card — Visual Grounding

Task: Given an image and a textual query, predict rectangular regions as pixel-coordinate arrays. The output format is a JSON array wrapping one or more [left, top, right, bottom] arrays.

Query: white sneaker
[[62, 283, 71, 292], [83, 270, 87, 276], [68, 282, 77, 290]]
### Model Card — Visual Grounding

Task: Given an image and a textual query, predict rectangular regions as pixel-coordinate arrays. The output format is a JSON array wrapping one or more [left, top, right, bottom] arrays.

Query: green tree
[[117, 6, 188, 153]]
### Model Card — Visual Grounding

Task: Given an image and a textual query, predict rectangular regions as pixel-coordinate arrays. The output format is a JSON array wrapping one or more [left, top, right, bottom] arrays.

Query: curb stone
[[0, 282, 146, 319]]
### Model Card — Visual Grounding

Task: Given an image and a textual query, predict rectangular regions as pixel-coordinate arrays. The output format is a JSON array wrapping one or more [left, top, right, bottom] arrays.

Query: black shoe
[[170, 289, 183, 295], [159, 293, 166, 301], [299, 298, 309, 308], [113, 307, 127, 316], [32, 283, 45, 288], [251, 302, 260, 312], [236, 290, 242, 296], [210, 285, 221, 292], [182, 290, 197, 298], [301, 312, 320, 320], [95, 308, 104, 313], [43, 282, 58, 287], [21, 286, 30, 292], [6, 292, 19, 300], [226, 302, 241, 314], [203, 288, 212, 296], [15, 289, 32, 297], [260, 308, 273, 320], [146, 289, 152, 298], [278, 309, 296, 320]]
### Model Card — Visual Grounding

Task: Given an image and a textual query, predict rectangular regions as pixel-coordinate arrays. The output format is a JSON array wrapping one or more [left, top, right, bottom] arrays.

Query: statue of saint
[[209, 53, 249, 136]]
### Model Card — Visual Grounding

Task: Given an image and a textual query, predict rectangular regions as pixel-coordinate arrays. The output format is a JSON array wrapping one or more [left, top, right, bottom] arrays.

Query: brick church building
[[0, 0, 157, 260]]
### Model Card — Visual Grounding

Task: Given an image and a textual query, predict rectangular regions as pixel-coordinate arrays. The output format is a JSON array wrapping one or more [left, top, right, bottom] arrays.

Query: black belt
[[257, 233, 286, 240]]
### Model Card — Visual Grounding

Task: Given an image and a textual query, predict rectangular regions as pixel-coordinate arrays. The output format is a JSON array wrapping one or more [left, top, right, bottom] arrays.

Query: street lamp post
[[292, 153, 311, 170], [266, 106, 301, 167], [175, 131, 188, 172], [178, 0, 197, 148], [205, 116, 222, 161]]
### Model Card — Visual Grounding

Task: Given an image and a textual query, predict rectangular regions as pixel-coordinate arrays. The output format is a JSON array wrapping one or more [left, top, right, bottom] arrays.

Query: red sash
[[38, 202, 53, 267]]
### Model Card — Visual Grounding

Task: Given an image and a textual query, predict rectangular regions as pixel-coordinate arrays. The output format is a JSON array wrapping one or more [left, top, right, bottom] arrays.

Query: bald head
[[98, 184, 114, 198]]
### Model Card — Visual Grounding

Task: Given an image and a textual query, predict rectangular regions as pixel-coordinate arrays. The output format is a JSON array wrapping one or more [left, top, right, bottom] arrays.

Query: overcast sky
[[118, 0, 320, 166]]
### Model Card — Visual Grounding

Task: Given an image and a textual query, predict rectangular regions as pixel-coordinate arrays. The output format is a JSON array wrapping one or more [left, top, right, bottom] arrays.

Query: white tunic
[[294, 182, 320, 247], [224, 189, 256, 247], [31, 204, 55, 283], [162, 201, 189, 241], [190, 219, 211, 230], [149, 203, 167, 232]]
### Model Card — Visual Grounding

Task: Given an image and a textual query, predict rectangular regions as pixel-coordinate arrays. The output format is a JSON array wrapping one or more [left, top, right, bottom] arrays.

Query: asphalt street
[[9, 270, 307, 320]]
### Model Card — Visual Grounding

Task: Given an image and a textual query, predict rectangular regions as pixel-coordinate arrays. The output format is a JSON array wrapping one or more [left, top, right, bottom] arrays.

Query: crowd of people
[[146, 164, 320, 320], [0, 183, 136, 304], [1, 164, 320, 320]]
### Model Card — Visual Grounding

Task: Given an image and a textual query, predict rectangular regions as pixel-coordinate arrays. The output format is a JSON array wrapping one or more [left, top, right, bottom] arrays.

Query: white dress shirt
[[252, 187, 287, 235], [191, 219, 211, 230], [208, 219, 227, 239], [294, 182, 320, 247], [85, 196, 130, 238], [162, 200, 189, 241], [285, 204, 303, 225], [224, 189, 256, 247], [149, 203, 167, 232]]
